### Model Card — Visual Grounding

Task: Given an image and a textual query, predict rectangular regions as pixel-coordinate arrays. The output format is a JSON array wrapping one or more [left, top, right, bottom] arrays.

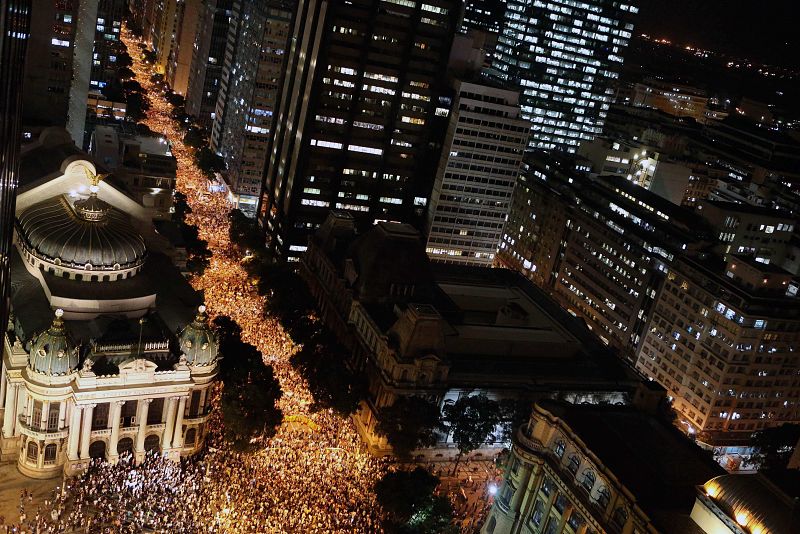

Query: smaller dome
[[29, 309, 79, 375], [73, 187, 111, 221], [179, 305, 218, 366]]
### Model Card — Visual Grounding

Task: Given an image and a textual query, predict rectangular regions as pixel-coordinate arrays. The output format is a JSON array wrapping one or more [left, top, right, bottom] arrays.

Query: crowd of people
[[4, 26, 492, 534]]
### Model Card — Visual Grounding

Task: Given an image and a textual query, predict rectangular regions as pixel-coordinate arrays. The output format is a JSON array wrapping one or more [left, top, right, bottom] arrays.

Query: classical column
[[108, 401, 124, 460], [2, 384, 17, 437], [41, 401, 50, 431], [135, 399, 152, 453], [67, 405, 82, 460], [25, 395, 33, 425], [171, 396, 187, 449], [0, 364, 6, 409], [14, 386, 25, 436], [79, 404, 95, 459], [198, 388, 207, 416], [162, 397, 178, 449], [58, 401, 67, 430]]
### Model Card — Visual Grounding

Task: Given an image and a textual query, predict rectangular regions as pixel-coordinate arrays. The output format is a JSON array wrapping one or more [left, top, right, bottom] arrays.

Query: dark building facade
[[0, 0, 30, 332], [186, 0, 234, 129], [485, 0, 639, 153], [460, 0, 507, 35], [259, 0, 458, 260], [498, 155, 712, 361]]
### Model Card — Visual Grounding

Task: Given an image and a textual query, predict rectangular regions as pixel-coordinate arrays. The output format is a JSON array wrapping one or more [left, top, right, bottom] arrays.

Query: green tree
[[172, 191, 192, 223], [122, 79, 145, 94], [166, 92, 186, 108], [228, 209, 264, 253], [213, 316, 283, 450], [747, 424, 800, 471], [142, 49, 157, 63], [184, 127, 208, 150], [376, 396, 443, 458], [290, 335, 365, 415], [117, 66, 135, 80], [499, 398, 531, 443], [125, 92, 150, 122], [196, 146, 224, 175], [442, 394, 502, 473], [375, 468, 455, 534], [116, 52, 133, 68]]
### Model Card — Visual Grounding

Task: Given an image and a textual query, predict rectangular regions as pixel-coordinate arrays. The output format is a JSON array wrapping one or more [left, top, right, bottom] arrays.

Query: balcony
[[515, 425, 546, 454], [16, 416, 68, 440]]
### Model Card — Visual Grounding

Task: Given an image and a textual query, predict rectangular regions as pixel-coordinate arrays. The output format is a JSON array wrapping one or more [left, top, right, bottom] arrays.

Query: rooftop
[[538, 400, 724, 534], [10, 249, 200, 347]]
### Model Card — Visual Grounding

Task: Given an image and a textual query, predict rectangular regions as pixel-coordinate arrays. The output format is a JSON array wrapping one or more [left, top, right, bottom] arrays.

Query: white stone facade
[[0, 334, 217, 479]]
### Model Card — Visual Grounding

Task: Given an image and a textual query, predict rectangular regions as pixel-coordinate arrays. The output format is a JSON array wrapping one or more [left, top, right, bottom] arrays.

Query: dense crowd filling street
[[0, 26, 387, 534]]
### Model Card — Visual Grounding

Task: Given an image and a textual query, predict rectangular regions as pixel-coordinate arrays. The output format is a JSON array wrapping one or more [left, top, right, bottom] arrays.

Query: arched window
[[44, 444, 57, 464], [185, 428, 197, 445], [612, 507, 628, 528], [567, 510, 584, 531], [581, 469, 596, 491], [596, 486, 611, 509], [554, 439, 566, 458], [117, 437, 134, 455], [26, 441, 38, 461], [529, 499, 545, 527], [567, 454, 580, 474], [143, 434, 160, 452], [89, 440, 106, 459]]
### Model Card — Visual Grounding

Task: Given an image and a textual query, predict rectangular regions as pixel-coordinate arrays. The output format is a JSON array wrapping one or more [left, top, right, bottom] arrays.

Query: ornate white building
[[0, 132, 218, 478]]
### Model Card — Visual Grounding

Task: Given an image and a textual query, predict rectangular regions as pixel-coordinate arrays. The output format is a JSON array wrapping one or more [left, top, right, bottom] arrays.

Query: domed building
[[0, 140, 218, 479]]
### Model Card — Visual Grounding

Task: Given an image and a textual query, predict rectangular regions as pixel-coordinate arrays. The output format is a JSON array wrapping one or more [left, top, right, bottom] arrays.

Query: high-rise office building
[[211, 0, 292, 217], [22, 0, 98, 144], [165, 0, 205, 96], [186, 0, 233, 128], [0, 0, 31, 335], [636, 255, 800, 462], [425, 80, 528, 266], [260, 0, 458, 260], [460, 0, 507, 34], [90, 0, 124, 92], [486, 0, 639, 153]]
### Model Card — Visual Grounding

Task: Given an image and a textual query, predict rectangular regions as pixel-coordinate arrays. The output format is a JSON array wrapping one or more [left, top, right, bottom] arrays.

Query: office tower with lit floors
[[486, 0, 639, 153], [425, 80, 529, 266], [460, 0, 507, 34], [0, 0, 31, 334], [260, 0, 458, 260], [211, 0, 293, 217], [185, 0, 234, 128]]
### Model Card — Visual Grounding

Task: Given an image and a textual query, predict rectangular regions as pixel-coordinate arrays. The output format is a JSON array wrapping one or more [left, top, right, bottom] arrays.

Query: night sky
[[636, 0, 799, 66]]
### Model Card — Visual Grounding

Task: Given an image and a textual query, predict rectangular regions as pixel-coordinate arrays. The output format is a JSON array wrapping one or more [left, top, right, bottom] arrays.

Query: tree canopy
[[375, 468, 455, 534], [442, 394, 502, 471], [747, 424, 800, 471], [212, 315, 283, 450], [376, 396, 444, 458], [290, 333, 366, 416]]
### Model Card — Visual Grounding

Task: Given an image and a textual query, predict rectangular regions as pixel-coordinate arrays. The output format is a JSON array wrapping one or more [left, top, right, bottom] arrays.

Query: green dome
[[29, 309, 79, 375], [179, 305, 218, 366]]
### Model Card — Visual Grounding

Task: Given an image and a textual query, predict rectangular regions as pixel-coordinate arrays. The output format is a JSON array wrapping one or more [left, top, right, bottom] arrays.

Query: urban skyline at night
[[0, 0, 799, 532]]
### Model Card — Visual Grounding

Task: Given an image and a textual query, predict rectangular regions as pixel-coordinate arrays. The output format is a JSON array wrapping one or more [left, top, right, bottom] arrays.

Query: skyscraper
[[22, 0, 124, 146], [486, 0, 638, 153], [260, 0, 458, 260], [425, 80, 528, 266], [0, 0, 31, 332], [90, 0, 124, 92], [460, 0, 507, 34], [186, 0, 234, 128], [211, 0, 293, 217]]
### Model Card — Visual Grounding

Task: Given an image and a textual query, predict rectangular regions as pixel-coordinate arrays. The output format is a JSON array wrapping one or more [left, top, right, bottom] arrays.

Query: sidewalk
[[0, 464, 60, 527]]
